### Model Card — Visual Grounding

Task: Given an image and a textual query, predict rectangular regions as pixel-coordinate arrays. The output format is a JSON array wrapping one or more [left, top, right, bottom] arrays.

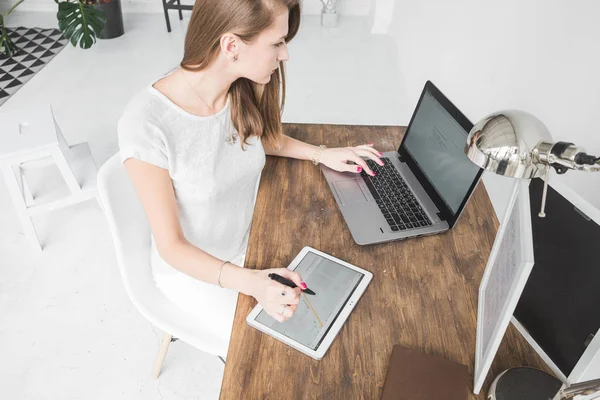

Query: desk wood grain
[[220, 124, 551, 399]]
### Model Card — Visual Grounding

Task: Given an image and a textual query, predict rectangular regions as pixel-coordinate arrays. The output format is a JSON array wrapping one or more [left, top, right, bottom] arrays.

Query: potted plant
[[80, 0, 124, 39], [0, 0, 124, 58]]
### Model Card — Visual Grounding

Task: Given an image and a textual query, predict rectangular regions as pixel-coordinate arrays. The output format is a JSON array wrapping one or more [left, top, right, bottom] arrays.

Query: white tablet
[[246, 246, 373, 360]]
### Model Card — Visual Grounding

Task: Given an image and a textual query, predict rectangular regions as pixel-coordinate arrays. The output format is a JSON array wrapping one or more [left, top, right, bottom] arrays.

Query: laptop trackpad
[[333, 180, 369, 205]]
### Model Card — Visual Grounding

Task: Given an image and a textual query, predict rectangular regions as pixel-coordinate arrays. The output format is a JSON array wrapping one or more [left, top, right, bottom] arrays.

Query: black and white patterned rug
[[0, 27, 68, 106]]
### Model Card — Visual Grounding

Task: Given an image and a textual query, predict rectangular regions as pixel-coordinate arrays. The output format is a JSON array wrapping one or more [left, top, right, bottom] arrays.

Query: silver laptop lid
[[397, 81, 484, 228]]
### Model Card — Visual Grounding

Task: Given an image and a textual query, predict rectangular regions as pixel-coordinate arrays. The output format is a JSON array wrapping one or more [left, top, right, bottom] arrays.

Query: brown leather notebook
[[381, 345, 469, 400]]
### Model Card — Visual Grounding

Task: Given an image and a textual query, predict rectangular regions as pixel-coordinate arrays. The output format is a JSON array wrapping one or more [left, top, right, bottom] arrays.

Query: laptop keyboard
[[360, 158, 432, 231]]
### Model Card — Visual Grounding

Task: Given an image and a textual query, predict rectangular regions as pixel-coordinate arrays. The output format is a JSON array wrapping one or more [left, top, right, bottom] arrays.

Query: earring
[[232, 55, 238, 62]]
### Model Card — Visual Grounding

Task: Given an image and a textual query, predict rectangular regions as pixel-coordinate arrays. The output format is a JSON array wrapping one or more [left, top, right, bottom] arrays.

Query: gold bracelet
[[217, 260, 229, 288], [311, 144, 327, 166]]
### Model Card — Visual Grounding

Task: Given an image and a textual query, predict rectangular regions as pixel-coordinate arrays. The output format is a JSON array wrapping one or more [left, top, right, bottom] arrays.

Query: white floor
[[0, 11, 403, 400]]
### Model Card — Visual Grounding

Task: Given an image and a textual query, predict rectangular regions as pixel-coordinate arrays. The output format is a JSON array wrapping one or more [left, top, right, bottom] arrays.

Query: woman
[[118, 0, 384, 355]]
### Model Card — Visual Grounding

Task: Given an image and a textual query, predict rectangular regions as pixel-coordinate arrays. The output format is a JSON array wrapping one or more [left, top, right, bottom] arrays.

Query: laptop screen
[[402, 89, 481, 215]]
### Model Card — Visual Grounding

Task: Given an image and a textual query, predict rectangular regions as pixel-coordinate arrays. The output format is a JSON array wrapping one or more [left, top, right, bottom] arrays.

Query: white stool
[[0, 105, 98, 252]]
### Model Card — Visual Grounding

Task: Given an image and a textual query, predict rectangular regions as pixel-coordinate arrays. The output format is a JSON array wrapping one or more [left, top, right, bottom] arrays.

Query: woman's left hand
[[319, 143, 385, 177]]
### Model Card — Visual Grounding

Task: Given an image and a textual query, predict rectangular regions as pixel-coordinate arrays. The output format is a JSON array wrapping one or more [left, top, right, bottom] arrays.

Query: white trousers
[[153, 251, 246, 357]]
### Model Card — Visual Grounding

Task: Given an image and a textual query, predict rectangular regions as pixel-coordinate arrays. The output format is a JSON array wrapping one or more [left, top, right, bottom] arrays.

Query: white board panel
[[473, 179, 535, 394]]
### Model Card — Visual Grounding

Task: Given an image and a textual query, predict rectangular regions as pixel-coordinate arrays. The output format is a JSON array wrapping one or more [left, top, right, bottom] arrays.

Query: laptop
[[320, 81, 484, 245]]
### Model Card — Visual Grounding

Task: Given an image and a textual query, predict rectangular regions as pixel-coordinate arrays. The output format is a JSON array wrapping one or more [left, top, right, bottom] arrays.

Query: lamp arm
[[569, 159, 600, 172], [533, 143, 599, 218], [548, 156, 600, 172], [540, 141, 600, 173]]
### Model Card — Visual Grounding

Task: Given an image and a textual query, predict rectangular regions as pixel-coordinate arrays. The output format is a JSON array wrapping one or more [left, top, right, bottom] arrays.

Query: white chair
[[0, 105, 97, 251], [97, 153, 238, 377]]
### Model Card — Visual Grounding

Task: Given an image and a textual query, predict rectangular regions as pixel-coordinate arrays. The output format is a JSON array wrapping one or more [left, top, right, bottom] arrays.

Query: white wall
[[379, 0, 600, 218], [0, 0, 371, 15]]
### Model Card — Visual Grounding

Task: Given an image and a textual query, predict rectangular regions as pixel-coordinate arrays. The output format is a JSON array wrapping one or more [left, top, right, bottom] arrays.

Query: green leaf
[[56, 1, 106, 49], [6, 0, 27, 17], [0, 25, 19, 57]]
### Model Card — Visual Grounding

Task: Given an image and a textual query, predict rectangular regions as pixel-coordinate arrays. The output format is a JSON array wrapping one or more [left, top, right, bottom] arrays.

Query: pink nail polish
[[357, 166, 362, 172], [378, 152, 383, 156], [301, 282, 308, 289], [372, 172, 377, 176]]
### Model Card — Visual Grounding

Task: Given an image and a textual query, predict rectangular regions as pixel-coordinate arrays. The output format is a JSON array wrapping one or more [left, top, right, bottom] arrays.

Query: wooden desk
[[220, 124, 551, 399]]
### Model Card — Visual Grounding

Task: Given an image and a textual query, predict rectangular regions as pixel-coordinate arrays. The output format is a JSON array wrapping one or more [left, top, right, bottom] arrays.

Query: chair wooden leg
[[152, 333, 173, 378]]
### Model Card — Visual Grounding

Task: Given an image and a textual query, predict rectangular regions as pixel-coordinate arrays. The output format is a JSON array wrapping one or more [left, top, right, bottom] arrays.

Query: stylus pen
[[268, 273, 316, 295], [268, 273, 323, 326]]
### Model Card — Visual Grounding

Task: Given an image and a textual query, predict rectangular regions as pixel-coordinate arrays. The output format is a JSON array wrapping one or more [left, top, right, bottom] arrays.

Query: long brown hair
[[181, 0, 301, 151]]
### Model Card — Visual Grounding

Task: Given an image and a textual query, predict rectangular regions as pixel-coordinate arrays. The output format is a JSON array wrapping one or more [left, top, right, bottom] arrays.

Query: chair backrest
[[97, 154, 199, 340], [97, 153, 261, 355], [97, 154, 153, 296]]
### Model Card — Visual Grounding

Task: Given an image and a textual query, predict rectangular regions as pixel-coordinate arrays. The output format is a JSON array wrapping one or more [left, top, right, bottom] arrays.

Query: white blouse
[[117, 73, 266, 355]]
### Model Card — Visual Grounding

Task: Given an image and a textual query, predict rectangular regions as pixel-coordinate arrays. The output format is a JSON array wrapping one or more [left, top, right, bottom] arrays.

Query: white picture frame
[[473, 179, 535, 394], [246, 246, 373, 360]]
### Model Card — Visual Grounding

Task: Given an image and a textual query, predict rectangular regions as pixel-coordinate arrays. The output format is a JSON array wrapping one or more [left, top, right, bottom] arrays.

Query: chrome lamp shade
[[465, 110, 554, 179], [464, 109, 599, 217]]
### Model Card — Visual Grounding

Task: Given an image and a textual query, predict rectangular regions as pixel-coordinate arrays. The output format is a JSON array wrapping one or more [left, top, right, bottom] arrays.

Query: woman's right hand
[[248, 268, 307, 323]]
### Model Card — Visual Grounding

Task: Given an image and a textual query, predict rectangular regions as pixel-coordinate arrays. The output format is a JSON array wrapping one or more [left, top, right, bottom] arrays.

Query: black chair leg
[[162, 0, 172, 33], [177, 0, 183, 20]]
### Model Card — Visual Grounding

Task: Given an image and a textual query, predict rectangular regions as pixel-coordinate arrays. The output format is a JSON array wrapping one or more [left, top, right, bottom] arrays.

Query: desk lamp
[[465, 110, 600, 217], [464, 110, 600, 399]]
